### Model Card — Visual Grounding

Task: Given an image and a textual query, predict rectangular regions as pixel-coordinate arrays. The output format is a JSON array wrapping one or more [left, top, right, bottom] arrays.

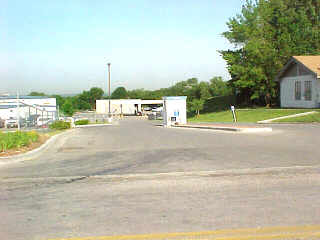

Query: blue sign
[[174, 110, 179, 116]]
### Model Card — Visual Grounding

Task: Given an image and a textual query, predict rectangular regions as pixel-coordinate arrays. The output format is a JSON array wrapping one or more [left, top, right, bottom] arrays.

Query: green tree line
[[111, 76, 232, 116], [29, 77, 232, 116]]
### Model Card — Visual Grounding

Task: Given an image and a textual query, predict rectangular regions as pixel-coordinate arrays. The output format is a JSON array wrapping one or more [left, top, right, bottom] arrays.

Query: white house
[[275, 56, 320, 108]]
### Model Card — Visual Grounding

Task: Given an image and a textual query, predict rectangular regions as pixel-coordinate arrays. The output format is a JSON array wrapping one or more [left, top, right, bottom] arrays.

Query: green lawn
[[274, 111, 320, 123], [188, 108, 318, 123]]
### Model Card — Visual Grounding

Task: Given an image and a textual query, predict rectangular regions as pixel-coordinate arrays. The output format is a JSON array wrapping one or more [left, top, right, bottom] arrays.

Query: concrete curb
[[172, 124, 272, 132], [0, 129, 76, 165], [74, 123, 119, 128]]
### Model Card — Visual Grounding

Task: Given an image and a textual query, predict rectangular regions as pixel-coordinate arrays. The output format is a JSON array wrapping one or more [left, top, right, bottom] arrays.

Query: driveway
[[0, 117, 319, 178], [0, 117, 319, 240]]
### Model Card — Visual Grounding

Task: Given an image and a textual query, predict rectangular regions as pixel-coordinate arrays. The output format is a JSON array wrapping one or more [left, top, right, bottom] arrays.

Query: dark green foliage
[[75, 119, 89, 125], [220, 0, 320, 107], [204, 95, 236, 112], [75, 87, 104, 110], [28, 92, 46, 96], [0, 131, 39, 152], [49, 121, 71, 130], [111, 87, 127, 99], [51, 95, 65, 107], [61, 100, 75, 117]]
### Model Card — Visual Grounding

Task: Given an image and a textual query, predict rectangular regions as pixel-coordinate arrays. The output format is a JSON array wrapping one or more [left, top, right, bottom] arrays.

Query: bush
[[75, 119, 89, 125], [0, 131, 39, 152], [49, 121, 71, 130]]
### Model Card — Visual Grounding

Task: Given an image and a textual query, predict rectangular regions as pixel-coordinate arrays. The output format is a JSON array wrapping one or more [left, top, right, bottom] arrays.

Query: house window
[[305, 81, 312, 101], [295, 82, 301, 100]]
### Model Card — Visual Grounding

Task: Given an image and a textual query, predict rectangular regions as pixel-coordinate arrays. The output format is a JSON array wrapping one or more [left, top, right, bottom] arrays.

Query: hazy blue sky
[[1, 0, 245, 95]]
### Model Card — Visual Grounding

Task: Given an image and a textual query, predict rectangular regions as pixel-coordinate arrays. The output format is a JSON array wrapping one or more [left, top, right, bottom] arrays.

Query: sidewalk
[[172, 122, 272, 132]]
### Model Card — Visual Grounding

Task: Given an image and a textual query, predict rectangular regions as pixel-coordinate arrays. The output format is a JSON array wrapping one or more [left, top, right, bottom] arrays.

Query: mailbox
[[162, 96, 187, 126]]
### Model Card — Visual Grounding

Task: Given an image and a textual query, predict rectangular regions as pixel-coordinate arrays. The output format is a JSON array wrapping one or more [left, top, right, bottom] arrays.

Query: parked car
[[5, 118, 26, 128], [152, 107, 163, 112], [36, 117, 53, 127], [5, 119, 19, 128], [27, 114, 41, 127], [74, 116, 87, 122], [0, 119, 5, 128]]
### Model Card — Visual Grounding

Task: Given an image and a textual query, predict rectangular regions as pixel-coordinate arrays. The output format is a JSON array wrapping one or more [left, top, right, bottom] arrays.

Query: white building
[[96, 99, 163, 115], [275, 56, 320, 108], [162, 96, 187, 126], [0, 96, 57, 119]]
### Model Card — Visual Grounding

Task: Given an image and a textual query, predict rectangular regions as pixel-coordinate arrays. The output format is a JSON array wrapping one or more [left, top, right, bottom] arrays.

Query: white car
[[36, 117, 53, 126], [152, 107, 163, 112], [5, 118, 26, 128]]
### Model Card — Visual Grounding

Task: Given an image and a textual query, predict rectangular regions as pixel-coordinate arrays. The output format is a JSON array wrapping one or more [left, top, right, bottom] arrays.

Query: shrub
[[49, 121, 71, 130], [0, 131, 40, 152], [75, 119, 89, 125]]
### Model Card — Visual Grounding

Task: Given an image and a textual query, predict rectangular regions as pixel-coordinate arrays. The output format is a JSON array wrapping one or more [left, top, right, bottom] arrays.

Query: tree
[[28, 92, 46, 96], [88, 87, 104, 109], [190, 99, 205, 117], [61, 100, 75, 117], [75, 87, 104, 110], [51, 95, 65, 108], [209, 77, 232, 96], [111, 87, 127, 99], [220, 0, 320, 107]]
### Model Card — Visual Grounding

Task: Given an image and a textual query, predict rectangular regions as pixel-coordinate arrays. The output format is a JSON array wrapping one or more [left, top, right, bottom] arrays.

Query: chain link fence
[[0, 101, 58, 133], [73, 112, 119, 124]]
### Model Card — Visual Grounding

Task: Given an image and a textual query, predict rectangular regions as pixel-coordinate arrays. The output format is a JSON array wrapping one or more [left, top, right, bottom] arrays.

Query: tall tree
[[76, 87, 104, 110], [61, 100, 75, 117], [220, 0, 320, 107], [111, 87, 127, 99]]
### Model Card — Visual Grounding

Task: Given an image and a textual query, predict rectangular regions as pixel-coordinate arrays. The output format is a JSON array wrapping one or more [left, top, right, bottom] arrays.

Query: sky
[[0, 0, 246, 95]]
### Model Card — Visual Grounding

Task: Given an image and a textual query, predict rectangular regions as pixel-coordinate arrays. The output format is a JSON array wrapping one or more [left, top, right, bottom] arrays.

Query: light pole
[[108, 63, 111, 118]]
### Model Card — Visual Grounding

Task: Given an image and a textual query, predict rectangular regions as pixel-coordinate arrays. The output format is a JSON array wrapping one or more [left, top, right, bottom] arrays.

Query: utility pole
[[108, 63, 111, 118]]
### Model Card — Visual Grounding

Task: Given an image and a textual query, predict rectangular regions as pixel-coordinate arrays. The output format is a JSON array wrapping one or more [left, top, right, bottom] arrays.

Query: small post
[[17, 92, 20, 130], [108, 63, 111, 118], [231, 105, 237, 122]]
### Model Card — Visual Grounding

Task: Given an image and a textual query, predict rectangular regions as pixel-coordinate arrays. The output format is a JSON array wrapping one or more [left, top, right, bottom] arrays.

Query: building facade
[[0, 96, 57, 119], [275, 56, 320, 108]]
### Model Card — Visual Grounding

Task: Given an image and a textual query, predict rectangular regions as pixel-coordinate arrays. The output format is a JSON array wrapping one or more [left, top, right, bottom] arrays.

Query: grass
[[188, 108, 318, 123], [274, 111, 320, 123], [0, 131, 40, 152]]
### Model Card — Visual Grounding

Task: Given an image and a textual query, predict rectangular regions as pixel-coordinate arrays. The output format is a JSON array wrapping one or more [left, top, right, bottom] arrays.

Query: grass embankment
[[188, 108, 318, 123], [0, 131, 40, 152], [274, 111, 320, 123]]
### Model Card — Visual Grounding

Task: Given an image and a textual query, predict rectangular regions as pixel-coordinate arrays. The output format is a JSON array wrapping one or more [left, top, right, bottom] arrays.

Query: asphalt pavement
[[0, 117, 319, 240]]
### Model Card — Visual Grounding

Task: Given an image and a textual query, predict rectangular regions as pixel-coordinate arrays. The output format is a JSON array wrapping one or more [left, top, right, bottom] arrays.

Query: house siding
[[280, 75, 319, 108]]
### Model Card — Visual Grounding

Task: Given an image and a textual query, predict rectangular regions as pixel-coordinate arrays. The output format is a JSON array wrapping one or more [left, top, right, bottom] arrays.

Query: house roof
[[275, 56, 320, 81], [294, 56, 320, 76]]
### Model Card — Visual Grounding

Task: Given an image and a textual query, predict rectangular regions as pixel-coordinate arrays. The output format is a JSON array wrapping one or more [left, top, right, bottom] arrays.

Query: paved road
[[0, 117, 319, 239], [1, 117, 320, 178]]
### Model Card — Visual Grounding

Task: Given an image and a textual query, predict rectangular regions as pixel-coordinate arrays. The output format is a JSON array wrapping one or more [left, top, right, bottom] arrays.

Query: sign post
[[231, 105, 237, 122]]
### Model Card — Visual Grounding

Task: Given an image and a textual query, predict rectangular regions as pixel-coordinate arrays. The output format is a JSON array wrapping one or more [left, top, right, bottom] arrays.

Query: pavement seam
[[2, 165, 319, 182]]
